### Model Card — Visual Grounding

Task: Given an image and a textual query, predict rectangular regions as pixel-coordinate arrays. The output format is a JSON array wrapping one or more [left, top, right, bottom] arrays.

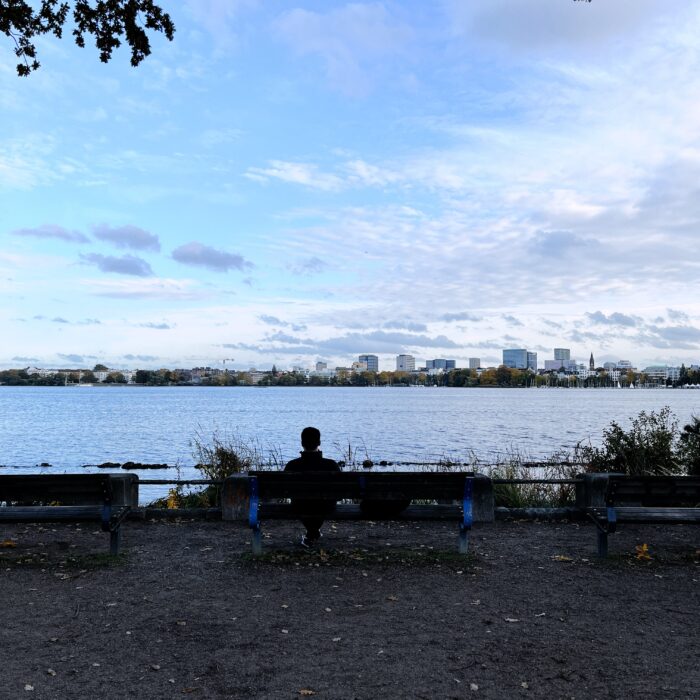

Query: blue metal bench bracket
[[248, 476, 262, 555], [459, 477, 473, 555]]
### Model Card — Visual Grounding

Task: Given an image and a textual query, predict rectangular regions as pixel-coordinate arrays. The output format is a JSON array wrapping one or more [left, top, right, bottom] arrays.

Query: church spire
[[589, 352, 595, 370]]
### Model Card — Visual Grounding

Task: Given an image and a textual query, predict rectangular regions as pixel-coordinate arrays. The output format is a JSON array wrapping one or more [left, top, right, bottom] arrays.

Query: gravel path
[[1, 519, 698, 699]]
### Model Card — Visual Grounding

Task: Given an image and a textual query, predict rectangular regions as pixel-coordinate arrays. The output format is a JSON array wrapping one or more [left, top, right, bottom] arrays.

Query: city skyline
[[4, 347, 697, 376], [3, 2, 700, 370]]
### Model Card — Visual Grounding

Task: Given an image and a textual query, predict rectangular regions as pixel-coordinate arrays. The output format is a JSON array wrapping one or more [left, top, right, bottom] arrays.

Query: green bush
[[576, 407, 685, 476], [678, 416, 700, 476]]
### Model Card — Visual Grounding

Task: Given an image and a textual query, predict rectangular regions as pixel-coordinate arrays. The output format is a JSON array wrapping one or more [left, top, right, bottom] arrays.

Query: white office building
[[396, 354, 415, 372]]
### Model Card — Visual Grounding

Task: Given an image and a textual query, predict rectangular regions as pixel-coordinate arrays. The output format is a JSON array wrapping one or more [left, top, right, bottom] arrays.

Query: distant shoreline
[[0, 383, 693, 390]]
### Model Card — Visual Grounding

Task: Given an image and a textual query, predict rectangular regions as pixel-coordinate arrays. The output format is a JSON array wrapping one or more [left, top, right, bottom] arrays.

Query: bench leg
[[110, 528, 121, 556], [458, 526, 470, 555], [251, 526, 262, 556], [596, 530, 608, 558]]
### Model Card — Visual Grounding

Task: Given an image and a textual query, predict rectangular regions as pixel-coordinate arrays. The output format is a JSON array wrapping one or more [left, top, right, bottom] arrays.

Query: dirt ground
[[1, 518, 698, 700]]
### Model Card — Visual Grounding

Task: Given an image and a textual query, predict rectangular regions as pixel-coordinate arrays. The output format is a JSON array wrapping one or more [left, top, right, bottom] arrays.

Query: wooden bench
[[246, 471, 486, 555], [585, 475, 700, 557], [0, 474, 137, 554]]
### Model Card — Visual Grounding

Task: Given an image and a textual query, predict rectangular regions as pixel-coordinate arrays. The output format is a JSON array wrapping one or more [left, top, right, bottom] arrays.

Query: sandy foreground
[[1, 518, 698, 700]]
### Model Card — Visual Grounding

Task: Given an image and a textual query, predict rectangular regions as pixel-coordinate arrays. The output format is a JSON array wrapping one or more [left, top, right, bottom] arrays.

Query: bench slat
[[258, 503, 462, 520], [612, 507, 700, 523], [0, 474, 115, 504], [608, 476, 700, 507], [248, 471, 476, 500], [0, 505, 131, 528]]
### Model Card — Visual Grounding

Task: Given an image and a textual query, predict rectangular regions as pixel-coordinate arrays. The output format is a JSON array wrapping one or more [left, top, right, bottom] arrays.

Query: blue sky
[[2, 0, 700, 371]]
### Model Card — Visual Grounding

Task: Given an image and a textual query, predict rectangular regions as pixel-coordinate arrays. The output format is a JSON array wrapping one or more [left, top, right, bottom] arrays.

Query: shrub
[[678, 416, 700, 476], [576, 407, 683, 476]]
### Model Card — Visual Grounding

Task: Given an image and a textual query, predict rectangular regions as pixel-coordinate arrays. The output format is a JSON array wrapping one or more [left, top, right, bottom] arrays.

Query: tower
[[589, 352, 595, 370]]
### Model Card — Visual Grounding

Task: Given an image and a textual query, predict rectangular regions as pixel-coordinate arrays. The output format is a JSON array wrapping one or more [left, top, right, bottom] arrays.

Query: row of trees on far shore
[[2, 365, 700, 388]]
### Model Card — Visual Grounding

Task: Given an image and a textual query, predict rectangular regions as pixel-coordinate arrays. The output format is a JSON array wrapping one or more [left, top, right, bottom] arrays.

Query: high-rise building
[[315, 361, 327, 372], [554, 348, 571, 361], [426, 359, 456, 370], [503, 348, 528, 369], [545, 359, 576, 371], [527, 352, 538, 371], [469, 358, 480, 369], [396, 354, 415, 372], [358, 354, 379, 372]]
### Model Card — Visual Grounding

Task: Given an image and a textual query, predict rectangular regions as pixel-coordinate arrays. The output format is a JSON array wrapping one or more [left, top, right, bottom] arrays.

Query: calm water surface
[[2, 386, 699, 502]]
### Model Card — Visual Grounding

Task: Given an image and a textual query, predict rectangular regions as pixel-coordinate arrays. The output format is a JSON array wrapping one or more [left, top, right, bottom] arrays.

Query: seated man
[[284, 426, 340, 547]]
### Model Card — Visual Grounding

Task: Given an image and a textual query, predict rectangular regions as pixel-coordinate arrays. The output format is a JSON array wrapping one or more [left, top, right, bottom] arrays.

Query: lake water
[[1, 386, 699, 503]]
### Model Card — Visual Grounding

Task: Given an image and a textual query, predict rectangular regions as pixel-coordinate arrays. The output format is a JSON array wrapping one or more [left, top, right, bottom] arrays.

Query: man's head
[[301, 426, 321, 451]]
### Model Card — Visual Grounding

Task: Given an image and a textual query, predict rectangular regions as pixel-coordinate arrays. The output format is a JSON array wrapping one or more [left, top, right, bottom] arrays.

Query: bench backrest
[[607, 476, 700, 507], [248, 471, 477, 500], [0, 474, 126, 505]]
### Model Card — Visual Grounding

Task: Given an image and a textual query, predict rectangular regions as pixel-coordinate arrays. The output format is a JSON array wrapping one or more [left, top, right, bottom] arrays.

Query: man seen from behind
[[284, 426, 340, 548]]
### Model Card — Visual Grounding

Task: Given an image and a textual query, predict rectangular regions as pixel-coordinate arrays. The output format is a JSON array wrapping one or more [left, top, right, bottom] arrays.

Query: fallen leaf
[[332, 637, 341, 642], [521, 682, 529, 689], [470, 683, 479, 691], [552, 555, 573, 562], [1, 540, 17, 548], [24, 685, 33, 691], [324, 607, 332, 612], [504, 618, 519, 623], [47, 669, 56, 676], [150, 664, 161, 671], [386, 595, 399, 602], [281, 629, 289, 634], [299, 690, 315, 697], [534, 613, 546, 617], [635, 544, 652, 561]]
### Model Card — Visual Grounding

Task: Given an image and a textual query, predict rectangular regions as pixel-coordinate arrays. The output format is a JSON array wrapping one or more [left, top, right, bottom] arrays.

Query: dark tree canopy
[[1, 0, 175, 76]]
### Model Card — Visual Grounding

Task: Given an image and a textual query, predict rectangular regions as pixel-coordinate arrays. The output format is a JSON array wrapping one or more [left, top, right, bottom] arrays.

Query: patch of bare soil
[[1, 519, 698, 699]]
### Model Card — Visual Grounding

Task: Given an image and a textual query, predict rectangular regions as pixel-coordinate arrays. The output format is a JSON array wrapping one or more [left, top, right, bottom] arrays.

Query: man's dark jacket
[[284, 451, 340, 520], [284, 450, 340, 473]]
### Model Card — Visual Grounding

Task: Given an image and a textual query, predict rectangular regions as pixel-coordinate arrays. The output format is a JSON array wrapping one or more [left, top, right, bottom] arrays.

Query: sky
[[2, 0, 700, 372]]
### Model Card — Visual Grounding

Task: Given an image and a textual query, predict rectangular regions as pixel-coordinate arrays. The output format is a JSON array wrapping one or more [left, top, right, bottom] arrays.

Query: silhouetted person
[[284, 426, 340, 547]]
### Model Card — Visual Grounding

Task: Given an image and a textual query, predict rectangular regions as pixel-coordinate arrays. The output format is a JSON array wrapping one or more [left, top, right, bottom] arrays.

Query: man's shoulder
[[284, 455, 341, 472], [319, 457, 341, 472], [284, 457, 304, 471]]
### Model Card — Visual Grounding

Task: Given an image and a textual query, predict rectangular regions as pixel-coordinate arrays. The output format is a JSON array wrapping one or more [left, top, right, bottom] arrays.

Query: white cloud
[[86, 278, 208, 300], [245, 161, 344, 191]]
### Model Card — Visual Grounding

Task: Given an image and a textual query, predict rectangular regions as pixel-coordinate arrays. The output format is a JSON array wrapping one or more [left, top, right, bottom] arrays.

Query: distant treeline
[[2, 366, 699, 388], [0, 369, 127, 386]]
